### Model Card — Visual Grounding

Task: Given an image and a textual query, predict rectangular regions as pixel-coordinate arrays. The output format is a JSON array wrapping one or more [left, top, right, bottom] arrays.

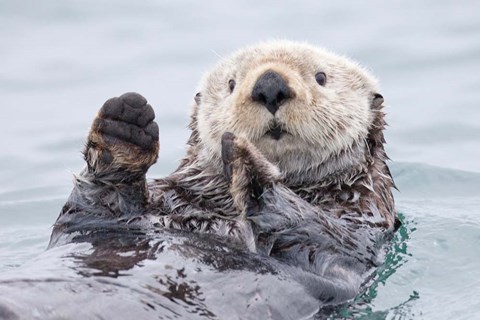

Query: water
[[1, 1, 480, 318]]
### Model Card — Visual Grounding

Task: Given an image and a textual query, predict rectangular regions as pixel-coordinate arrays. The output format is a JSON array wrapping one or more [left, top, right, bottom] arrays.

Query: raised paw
[[94, 92, 158, 150], [221, 132, 281, 212], [85, 92, 159, 177]]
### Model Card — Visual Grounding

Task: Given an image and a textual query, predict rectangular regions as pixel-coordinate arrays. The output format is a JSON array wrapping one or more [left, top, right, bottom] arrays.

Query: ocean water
[[1, 1, 479, 319]]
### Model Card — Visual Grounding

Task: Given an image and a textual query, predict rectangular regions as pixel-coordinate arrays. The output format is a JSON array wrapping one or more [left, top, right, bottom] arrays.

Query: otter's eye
[[228, 79, 236, 93], [315, 72, 326, 86]]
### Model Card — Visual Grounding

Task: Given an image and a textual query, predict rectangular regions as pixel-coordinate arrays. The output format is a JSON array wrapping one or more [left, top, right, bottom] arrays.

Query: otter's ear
[[194, 92, 201, 105], [372, 93, 384, 108]]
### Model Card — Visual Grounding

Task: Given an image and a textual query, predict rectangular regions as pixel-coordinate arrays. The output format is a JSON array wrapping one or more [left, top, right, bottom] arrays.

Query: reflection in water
[[69, 228, 281, 318], [68, 230, 279, 319], [327, 213, 418, 319], [146, 272, 216, 319], [72, 236, 160, 277]]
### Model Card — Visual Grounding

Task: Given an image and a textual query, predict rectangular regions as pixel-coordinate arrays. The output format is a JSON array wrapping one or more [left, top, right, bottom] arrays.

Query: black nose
[[251, 71, 291, 115]]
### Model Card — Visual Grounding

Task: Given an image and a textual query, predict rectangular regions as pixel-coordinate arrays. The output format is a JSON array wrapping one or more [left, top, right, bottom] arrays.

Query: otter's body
[[50, 41, 396, 309]]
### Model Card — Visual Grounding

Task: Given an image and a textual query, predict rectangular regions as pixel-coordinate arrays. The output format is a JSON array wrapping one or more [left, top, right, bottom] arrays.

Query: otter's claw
[[221, 132, 236, 182]]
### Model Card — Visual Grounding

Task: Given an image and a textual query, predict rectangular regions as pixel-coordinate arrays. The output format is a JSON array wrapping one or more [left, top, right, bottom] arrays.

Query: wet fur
[[51, 41, 397, 306]]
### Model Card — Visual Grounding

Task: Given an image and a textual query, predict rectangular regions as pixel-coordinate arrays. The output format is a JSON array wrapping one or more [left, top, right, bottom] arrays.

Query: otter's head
[[192, 41, 385, 183]]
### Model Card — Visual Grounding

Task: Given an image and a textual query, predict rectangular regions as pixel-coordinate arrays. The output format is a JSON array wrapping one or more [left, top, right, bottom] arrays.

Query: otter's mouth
[[266, 122, 288, 140]]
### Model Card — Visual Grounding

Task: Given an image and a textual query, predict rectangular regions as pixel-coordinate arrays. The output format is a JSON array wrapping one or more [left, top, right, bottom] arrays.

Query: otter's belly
[[0, 229, 325, 320]]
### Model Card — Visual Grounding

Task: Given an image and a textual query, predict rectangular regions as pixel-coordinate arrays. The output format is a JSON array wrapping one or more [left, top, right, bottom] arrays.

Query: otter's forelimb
[[221, 132, 307, 254], [222, 133, 380, 278], [51, 93, 159, 245]]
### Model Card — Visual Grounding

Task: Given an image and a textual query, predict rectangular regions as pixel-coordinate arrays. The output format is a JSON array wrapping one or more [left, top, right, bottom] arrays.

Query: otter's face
[[195, 41, 382, 177]]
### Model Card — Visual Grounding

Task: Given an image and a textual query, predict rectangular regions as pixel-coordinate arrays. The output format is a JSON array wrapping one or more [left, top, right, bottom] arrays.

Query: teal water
[[1, 1, 480, 319]]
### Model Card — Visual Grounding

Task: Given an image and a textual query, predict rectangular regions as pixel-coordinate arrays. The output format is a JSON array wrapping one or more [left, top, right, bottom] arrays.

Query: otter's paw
[[221, 132, 281, 185], [86, 92, 159, 176], [221, 132, 237, 182], [221, 132, 281, 212], [94, 92, 159, 150]]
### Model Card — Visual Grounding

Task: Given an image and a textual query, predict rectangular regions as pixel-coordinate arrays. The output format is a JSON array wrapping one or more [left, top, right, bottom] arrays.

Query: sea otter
[[50, 40, 397, 307]]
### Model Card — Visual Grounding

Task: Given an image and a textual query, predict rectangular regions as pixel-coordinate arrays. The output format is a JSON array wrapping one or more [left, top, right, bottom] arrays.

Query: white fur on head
[[195, 40, 380, 179]]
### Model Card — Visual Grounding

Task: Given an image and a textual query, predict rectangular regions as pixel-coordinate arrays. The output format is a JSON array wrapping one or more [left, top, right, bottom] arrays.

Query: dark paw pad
[[93, 118, 158, 150], [94, 93, 159, 150]]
